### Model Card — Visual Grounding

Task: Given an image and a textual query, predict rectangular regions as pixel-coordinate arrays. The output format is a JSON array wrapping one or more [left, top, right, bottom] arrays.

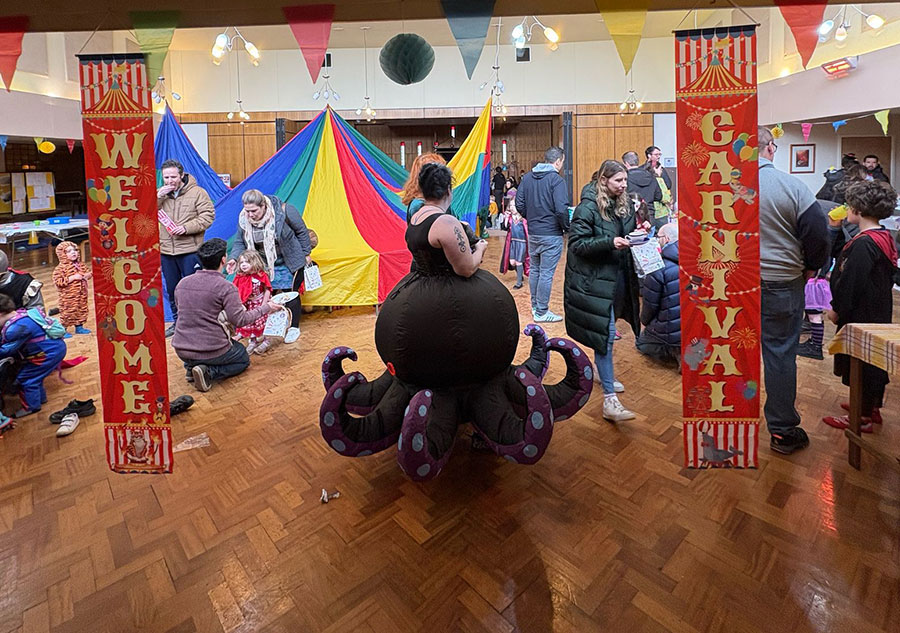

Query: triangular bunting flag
[[66, 139, 76, 153], [874, 109, 890, 135], [0, 16, 28, 92], [131, 12, 180, 85], [801, 122, 813, 141], [832, 120, 847, 132], [775, 1, 827, 68], [0, 135, 6, 150], [601, 8, 648, 75], [440, 0, 496, 80], [33, 137, 42, 149], [283, 4, 335, 84]]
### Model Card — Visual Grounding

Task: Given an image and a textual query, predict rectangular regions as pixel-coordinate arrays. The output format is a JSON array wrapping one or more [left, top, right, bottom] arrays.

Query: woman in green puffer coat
[[564, 159, 641, 423]]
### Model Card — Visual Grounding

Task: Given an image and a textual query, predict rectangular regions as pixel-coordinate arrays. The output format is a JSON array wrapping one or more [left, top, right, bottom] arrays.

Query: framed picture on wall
[[789, 144, 815, 174]]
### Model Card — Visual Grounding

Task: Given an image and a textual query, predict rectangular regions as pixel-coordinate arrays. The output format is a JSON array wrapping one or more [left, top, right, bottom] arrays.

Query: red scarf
[[844, 228, 898, 267], [233, 271, 272, 303]]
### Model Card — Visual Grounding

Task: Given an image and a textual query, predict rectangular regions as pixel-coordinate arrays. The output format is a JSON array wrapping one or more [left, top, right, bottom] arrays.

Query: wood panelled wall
[[179, 104, 674, 188]]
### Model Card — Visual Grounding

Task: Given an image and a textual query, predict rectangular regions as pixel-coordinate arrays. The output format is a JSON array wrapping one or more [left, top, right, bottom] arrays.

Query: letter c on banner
[[115, 300, 147, 335]]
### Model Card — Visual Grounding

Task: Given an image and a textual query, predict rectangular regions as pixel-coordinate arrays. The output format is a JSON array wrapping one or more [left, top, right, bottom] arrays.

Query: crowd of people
[[0, 136, 896, 459]]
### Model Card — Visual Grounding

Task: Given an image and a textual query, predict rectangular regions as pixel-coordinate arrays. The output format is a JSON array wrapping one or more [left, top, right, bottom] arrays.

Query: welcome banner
[[675, 26, 760, 468], [78, 53, 172, 473]]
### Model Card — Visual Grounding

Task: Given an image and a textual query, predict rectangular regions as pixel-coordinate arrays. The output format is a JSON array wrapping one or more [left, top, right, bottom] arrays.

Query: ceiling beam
[[2, 0, 854, 33]]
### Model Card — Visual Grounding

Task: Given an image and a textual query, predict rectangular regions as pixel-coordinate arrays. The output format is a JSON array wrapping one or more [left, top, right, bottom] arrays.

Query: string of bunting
[[683, 93, 756, 113], [778, 108, 891, 140]]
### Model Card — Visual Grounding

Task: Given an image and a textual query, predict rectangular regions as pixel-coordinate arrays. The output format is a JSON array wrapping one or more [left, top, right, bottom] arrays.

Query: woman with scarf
[[228, 189, 313, 344]]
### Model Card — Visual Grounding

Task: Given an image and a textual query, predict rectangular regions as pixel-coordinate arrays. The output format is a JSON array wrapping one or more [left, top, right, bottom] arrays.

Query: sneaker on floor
[[840, 402, 883, 424], [165, 324, 176, 338], [56, 413, 80, 437], [822, 415, 873, 433], [769, 427, 810, 455], [284, 327, 301, 344], [0, 415, 12, 433], [254, 339, 271, 354], [592, 373, 625, 393], [602, 395, 636, 422], [169, 395, 195, 416], [533, 310, 563, 323], [50, 398, 96, 424], [512, 283, 523, 289], [74, 325, 92, 335], [797, 340, 823, 360], [191, 365, 212, 392], [246, 338, 259, 354]]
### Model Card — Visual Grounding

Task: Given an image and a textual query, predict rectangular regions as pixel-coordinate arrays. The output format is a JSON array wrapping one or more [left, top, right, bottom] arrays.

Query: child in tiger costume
[[52, 241, 92, 335]]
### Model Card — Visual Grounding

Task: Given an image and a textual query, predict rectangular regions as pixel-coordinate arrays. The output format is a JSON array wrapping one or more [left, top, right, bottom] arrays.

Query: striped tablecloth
[[828, 323, 900, 376]]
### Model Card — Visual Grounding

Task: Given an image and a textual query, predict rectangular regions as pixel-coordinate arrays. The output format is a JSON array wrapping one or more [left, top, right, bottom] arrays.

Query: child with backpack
[[0, 294, 68, 419], [52, 241, 92, 335]]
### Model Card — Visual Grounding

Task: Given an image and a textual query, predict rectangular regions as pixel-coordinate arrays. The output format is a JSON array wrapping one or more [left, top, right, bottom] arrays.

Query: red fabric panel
[[283, 4, 335, 84], [776, 1, 827, 68], [0, 15, 28, 91]]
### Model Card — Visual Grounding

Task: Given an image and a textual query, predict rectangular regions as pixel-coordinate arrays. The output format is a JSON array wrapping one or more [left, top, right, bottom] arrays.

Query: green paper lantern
[[379, 34, 435, 85]]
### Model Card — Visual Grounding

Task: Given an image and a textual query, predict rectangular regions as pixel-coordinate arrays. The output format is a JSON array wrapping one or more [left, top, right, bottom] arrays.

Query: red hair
[[401, 153, 447, 205]]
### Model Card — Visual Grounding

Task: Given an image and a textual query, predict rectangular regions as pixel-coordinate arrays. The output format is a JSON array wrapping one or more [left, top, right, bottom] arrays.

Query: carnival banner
[[675, 26, 760, 468], [78, 53, 172, 473]]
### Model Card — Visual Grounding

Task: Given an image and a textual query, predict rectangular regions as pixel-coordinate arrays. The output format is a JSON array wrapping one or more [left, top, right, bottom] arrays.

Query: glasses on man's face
[[769, 141, 777, 150]]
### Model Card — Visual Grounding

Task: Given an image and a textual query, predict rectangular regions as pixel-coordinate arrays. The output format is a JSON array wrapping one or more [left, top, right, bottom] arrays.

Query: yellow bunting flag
[[601, 7, 648, 74], [874, 109, 890, 135]]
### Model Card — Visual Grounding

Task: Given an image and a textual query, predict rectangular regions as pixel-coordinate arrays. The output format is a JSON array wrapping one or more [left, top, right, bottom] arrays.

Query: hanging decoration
[[440, 0, 496, 80], [38, 140, 56, 154], [380, 34, 435, 85], [66, 139, 77, 153], [874, 109, 890, 135], [832, 119, 847, 132], [0, 15, 28, 92], [479, 19, 508, 115], [775, 0, 827, 69], [801, 122, 813, 141], [283, 4, 335, 84], [771, 123, 784, 139], [0, 135, 7, 150], [77, 53, 172, 474], [676, 25, 760, 469], [355, 26, 376, 120], [33, 137, 43, 150], [601, 5, 648, 75], [131, 11, 179, 85]]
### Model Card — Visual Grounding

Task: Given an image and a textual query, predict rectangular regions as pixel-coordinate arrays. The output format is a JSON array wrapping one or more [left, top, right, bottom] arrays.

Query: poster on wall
[[25, 171, 56, 212], [11, 173, 26, 215], [0, 174, 11, 214], [675, 26, 760, 468], [78, 53, 173, 474]]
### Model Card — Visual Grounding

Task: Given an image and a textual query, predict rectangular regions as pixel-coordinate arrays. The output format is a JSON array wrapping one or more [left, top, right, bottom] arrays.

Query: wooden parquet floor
[[0, 239, 898, 633]]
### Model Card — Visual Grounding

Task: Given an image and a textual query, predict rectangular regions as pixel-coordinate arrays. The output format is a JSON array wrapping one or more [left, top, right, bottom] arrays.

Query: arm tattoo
[[454, 227, 468, 253]]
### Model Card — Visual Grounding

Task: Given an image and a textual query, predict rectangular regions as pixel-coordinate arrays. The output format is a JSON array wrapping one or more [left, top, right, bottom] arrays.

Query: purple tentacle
[[521, 324, 550, 379], [320, 372, 400, 457], [321, 346, 358, 390], [470, 368, 554, 465], [396, 390, 457, 482], [543, 337, 594, 422]]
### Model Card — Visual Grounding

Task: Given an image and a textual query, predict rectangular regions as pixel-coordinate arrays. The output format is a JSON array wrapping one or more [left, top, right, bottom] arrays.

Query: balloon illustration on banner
[[731, 133, 758, 162], [86, 177, 111, 203]]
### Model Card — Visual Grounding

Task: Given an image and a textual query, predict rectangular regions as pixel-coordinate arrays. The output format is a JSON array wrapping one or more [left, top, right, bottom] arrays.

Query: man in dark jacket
[[515, 146, 570, 323], [492, 166, 507, 213], [863, 154, 890, 183], [816, 154, 858, 200], [623, 151, 663, 228], [636, 223, 680, 365]]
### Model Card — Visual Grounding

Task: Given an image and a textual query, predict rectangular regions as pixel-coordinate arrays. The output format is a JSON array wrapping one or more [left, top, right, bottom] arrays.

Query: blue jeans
[[161, 253, 201, 322], [761, 277, 805, 433], [178, 340, 250, 385], [527, 234, 564, 316], [594, 306, 617, 395]]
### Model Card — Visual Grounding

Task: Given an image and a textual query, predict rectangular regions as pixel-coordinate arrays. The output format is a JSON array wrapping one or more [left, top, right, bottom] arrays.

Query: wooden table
[[828, 323, 900, 471]]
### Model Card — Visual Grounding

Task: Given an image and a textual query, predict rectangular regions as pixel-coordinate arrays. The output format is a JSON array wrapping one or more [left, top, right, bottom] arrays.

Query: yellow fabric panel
[[303, 115, 379, 306], [601, 9, 648, 75], [448, 99, 491, 183]]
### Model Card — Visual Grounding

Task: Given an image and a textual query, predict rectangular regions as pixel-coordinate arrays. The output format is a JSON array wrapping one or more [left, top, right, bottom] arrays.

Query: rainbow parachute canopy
[[155, 106, 230, 201]]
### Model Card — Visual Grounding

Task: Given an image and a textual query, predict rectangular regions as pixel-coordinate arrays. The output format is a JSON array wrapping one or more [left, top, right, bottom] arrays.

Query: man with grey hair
[[623, 151, 664, 228], [636, 222, 680, 365], [757, 126, 829, 455], [515, 146, 570, 322]]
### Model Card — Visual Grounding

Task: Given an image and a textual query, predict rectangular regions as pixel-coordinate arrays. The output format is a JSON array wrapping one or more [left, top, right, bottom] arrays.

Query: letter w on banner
[[675, 26, 760, 468], [77, 53, 173, 473]]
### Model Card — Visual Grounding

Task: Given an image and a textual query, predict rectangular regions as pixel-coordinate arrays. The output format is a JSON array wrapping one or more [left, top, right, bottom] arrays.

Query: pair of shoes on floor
[[822, 415, 873, 433], [50, 398, 96, 424], [165, 324, 176, 338], [56, 413, 80, 437], [246, 338, 260, 354], [840, 402, 883, 424], [283, 327, 301, 344], [797, 339, 823, 360], [512, 283, 523, 289], [533, 310, 563, 323], [602, 394, 635, 422], [191, 365, 212, 392], [170, 395, 194, 416], [74, 325, 92, 335], [254, 339, 271, 354], [770, 427, 810, 455]]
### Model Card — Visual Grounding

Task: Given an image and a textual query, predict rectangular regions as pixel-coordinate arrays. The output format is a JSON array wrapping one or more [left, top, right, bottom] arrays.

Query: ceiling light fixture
[[355, 26, 376, 121], [312, 72, 340, 102], [848, 4, 885, 29], [210, 26, 260, 66], [480, 19, 509, 120], [619, 73, 642, 115], [227, 48, 251, 123], [150, 75, 181, 109], [511, 16, 560, 50]]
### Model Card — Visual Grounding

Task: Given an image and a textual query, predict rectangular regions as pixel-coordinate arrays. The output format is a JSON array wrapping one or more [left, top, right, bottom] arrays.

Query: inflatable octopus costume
[[319, 214, 593, 481]]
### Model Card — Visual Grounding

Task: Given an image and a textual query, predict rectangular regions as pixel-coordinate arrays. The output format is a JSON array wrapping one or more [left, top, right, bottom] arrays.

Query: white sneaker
[[592, 371, 625, 393], [602, 395, 635, 422], [284, 327, 301, 344], [534, 310, 563, 323], [56, 413, 80, 437]]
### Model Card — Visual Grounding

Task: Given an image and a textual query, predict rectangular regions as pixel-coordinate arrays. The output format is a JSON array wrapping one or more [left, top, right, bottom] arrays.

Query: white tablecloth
[[0, 219, 89, 243]]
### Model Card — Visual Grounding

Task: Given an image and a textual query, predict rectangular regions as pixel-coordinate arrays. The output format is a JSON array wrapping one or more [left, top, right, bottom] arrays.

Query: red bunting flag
[[0, 15, 28, 92], [776, 0, 827, 68], [66, 139, 76, 153], [283, 4, 335, 84]]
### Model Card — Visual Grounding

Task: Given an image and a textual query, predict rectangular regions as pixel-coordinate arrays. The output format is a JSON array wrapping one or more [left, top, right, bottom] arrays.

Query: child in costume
[[500, 201, 529, 289], [0, 294, 68, 418], [232, 250, 272, 354], [52, 241, 92, 335], [823, 181, 898, 432]]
